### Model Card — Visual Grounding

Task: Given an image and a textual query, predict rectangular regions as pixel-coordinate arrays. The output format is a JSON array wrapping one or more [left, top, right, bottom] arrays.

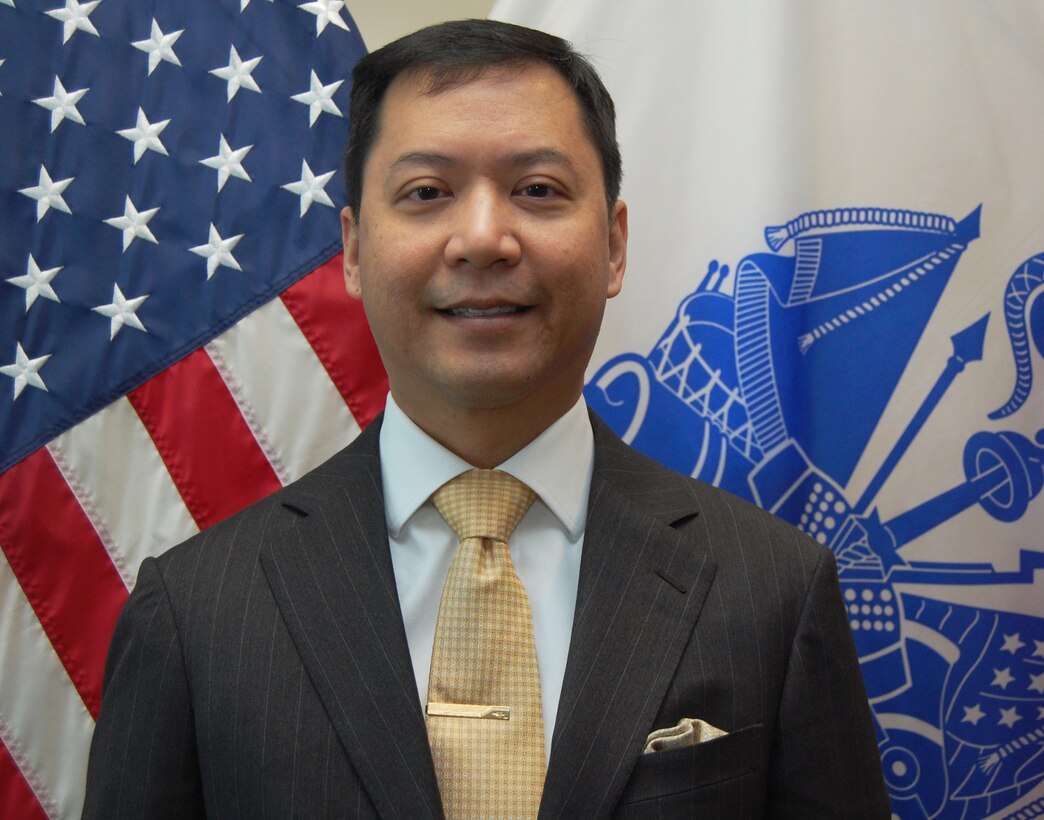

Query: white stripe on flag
[[205, 295, 361, 485], [46, 397, 200, 590], [0, 551, 94, 820]]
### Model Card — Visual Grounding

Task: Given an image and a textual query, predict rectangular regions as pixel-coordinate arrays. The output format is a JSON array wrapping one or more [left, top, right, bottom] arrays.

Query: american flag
[[0, 1, 385, 815]]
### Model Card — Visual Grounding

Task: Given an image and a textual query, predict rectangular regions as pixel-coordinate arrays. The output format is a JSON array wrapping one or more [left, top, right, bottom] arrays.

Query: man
[[84, 19, 889, 818]]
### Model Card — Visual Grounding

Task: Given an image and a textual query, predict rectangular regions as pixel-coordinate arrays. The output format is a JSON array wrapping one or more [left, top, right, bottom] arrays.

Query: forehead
[[366, 61, 598, 173]]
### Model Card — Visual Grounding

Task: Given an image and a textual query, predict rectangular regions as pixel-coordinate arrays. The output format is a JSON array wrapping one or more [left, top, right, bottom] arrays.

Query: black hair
[[344, 18, 621, 218]]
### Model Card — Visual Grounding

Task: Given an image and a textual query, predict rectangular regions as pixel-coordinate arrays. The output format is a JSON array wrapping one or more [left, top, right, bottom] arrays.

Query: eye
[[520, 183, 554, 198], [408, 186, 444, 202]]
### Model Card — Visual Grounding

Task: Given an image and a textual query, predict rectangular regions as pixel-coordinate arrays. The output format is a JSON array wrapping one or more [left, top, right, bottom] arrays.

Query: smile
[[442, 306, 528, 317]]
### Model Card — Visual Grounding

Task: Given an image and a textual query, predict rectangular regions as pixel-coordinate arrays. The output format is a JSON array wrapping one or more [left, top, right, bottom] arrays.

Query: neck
[[392, 391, 581, 469]]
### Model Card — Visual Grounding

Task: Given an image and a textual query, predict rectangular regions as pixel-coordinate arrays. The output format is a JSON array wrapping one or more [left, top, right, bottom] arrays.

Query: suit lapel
[[259, 421, 443, 819], [254, 413, 716, 818], [539, 419, 719, 818]]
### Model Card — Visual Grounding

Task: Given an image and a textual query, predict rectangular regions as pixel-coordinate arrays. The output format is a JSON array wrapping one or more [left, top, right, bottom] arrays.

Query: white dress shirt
[[379, 393, 592, 764]]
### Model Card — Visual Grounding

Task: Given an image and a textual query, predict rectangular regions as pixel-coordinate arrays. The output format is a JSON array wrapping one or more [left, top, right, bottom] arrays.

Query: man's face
[[341, 61, 627, 426]]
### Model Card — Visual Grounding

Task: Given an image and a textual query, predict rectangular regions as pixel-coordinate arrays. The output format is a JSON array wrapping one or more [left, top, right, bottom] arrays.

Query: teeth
[[447, 306, 522, 317]]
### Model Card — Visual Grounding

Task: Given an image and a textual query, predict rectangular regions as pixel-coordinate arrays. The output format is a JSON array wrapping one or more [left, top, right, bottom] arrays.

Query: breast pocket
[[614, 723, 766, 816]]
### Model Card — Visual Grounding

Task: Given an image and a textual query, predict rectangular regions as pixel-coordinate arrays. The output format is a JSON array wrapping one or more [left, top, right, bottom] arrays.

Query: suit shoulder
[[591, 412, 829, 568], [151, 420, 382, 578]]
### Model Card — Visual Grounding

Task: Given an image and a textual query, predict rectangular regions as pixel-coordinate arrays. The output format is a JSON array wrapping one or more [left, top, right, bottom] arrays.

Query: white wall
[[349, 0, 496, 51]]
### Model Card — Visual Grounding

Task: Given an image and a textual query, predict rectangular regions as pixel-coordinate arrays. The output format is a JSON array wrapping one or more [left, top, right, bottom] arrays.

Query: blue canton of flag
[[0, 0, 365, 472]]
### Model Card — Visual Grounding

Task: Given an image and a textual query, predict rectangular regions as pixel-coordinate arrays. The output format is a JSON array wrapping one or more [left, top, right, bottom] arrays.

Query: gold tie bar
[[427, 703, 511, 720]]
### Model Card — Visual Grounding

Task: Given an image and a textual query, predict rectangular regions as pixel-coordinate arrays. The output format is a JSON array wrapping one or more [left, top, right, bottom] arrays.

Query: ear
[[341, 206, 362, 300], [606, 199, 628, 298]]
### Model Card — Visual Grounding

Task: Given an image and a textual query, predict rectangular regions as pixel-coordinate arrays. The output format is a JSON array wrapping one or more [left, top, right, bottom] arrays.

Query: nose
[[443, 186, 522, 269]]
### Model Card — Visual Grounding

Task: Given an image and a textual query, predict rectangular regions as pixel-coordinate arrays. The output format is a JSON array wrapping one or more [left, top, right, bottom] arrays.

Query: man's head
[[344, 19, 621, 218], [340, 20, 627, 464]]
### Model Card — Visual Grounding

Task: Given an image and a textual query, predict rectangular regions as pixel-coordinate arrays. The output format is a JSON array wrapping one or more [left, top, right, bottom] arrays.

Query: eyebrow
[[388, 148, 578, 174]]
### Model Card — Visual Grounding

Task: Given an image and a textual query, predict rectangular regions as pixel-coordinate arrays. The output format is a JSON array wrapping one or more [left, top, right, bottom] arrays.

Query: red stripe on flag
[[281, 256, 388, 427], [128, 348, 283, 530], [0, 449, 128, 717], [0, 738, 48, 820]]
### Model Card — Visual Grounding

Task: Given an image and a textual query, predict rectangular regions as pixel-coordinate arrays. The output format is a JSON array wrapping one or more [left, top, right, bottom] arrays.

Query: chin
[[434, 377, 534, 411]]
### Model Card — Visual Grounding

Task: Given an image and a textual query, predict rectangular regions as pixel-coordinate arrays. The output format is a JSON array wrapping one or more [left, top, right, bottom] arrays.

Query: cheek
[[357, 259, 431, 344], [360, 224, 435, 293], [357, 242, 402, 302]]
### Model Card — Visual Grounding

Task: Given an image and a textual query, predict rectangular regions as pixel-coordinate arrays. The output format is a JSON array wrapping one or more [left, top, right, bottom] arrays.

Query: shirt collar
[[379, 393, 593, 542]]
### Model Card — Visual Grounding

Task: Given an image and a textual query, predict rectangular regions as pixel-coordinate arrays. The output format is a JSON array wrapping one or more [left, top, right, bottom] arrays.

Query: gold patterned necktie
[[426, 469, 546, 818]]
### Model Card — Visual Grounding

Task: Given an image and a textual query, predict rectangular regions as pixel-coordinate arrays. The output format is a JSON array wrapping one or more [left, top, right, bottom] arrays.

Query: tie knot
[[431, 469, 537, 543]]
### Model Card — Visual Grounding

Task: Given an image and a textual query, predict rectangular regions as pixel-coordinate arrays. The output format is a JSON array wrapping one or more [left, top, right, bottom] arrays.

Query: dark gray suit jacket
[[83, 414, 889, 818]]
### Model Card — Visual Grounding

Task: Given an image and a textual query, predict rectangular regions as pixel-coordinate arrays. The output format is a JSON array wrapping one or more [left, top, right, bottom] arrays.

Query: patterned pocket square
[[642, 717, 728, 754]]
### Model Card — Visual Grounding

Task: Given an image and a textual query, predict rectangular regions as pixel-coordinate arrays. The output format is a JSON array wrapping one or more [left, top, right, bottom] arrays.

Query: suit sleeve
[[82, 557, 205, 819], [766, 549, 890, 819]]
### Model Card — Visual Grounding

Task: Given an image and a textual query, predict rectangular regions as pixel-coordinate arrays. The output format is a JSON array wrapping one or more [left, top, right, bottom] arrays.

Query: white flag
[[492, 2, 1044, 816]]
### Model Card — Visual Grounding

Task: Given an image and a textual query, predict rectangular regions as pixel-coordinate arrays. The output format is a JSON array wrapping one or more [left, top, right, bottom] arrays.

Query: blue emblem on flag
[[585, 206, 1044, 816]]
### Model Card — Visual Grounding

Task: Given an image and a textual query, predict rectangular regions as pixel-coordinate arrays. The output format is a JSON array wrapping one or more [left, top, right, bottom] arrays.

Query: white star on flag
[[6, 255, 63, 311], [103, 196, 160, 251], [199, 135, 253, 192], [960, 703, 985, 725], [116, 107, 170, 164], [291, 70, 344, 126], [298, 0, 350, 35], [91, 284, 149, 339], [1000, 633, 1026, 654], [44, 0, 101, 44], [0, 343, 51, 400], [282, 160, 336, 216], [209, 45, 263, 101], [998, 706, 1021, 728], [992, 667, 1016, 689], [131, 19, 184, 76], [18, 165, 74, 221], [32, 75, 89, 133], [189, 224, 245, 279], [1029, 671, 1044, 694]]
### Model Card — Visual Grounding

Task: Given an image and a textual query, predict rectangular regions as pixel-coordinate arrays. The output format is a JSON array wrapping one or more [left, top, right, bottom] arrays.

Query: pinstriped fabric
[[84, 464, 390, 819], [427, 470, 544, 818], [85, 416, 888, 818]]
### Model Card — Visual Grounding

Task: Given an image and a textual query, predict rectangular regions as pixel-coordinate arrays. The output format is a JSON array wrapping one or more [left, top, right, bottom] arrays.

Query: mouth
[[440, 305, 530, 318]]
